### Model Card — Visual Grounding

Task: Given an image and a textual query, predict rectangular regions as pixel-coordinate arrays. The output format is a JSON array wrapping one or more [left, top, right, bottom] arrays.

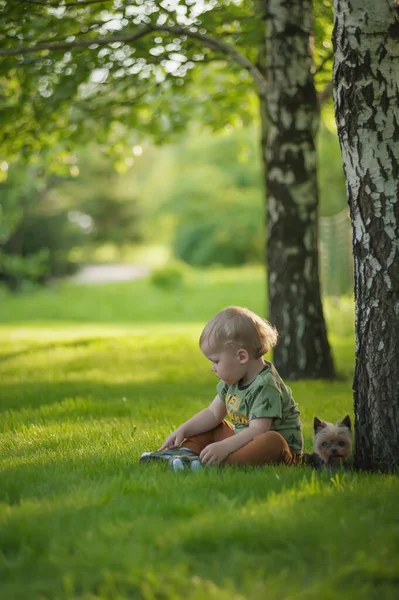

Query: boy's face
[[201, 342, 247, 385]]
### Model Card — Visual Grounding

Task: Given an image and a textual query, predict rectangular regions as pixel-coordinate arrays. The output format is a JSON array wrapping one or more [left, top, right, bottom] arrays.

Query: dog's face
[[313, 415, 352, 466]]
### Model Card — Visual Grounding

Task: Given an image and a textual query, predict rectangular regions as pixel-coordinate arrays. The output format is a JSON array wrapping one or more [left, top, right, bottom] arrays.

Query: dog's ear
[[314, 417, 328, 434], [340, 415, 351, 431]]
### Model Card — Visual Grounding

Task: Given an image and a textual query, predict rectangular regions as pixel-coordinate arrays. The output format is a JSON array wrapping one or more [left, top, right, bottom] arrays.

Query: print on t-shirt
[[225, 392, 249, 427]]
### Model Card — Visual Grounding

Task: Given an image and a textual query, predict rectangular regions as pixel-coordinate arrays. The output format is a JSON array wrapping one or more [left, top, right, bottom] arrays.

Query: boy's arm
[[200, 417, 272, 465], [158, 395, 226, 450]]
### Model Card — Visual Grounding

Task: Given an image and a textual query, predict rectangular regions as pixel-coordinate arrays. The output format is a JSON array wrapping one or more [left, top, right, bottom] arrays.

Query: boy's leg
[[224, 430, 299, 466], [183, 420, 234, 455]]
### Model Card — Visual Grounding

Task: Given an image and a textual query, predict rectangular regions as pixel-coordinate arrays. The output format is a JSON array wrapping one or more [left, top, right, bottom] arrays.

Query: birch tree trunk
[[260, 0, 336, 379], [333, 0, 399, 471]]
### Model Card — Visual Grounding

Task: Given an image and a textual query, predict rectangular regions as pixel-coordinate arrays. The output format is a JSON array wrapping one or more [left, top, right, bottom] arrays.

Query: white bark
[[333, 0, 399, 470], [261, 0, 335, 379]]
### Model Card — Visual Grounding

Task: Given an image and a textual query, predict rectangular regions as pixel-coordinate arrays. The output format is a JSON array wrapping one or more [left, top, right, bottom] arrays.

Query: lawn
[[1, 268, 398, 600]]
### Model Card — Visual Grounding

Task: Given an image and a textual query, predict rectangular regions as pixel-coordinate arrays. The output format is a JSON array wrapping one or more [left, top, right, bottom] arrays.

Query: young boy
[[140, 306, 303, 471]]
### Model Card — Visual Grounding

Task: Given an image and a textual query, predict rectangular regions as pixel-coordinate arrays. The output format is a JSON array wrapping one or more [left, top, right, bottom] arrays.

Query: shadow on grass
[[0, 337, 117, 364], [0, 377, 212, 417]]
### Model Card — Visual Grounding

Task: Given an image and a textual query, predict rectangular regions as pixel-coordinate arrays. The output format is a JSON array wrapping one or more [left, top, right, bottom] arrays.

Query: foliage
[[0, 0, 257, 162], [49, 147, 144, 246], [0, 147, 147, 289], [0, 1, 334, 164], [313, 0, 335, 92], [0, 121, 348, 287], [165, 127, 264, 266], [141, 124, 345, 268], [173, 203, 262, 267], [150, 262, 186, 291], [0, 162, 42, 244], [317, 122, 347, 216], [0, 161, 85, 290], [0, 248, 49, 291]]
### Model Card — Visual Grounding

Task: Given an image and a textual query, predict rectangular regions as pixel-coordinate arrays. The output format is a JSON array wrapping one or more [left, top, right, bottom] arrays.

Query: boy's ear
[[237, 348, 249, 363], [314, 417, 328, 434]]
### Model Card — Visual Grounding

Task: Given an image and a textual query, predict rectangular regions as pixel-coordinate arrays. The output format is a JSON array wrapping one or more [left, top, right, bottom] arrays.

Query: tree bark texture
[[261, 0, 336, 379], [333, 0, 399, 471]]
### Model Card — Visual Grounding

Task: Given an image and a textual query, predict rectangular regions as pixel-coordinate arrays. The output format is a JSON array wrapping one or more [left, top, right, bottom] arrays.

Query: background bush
[[0, 163, 86, 290], [150, 262, 186, 291]]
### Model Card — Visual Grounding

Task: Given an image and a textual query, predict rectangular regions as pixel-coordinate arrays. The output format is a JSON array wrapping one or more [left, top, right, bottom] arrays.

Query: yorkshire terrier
[[303, 415, 352, 469]]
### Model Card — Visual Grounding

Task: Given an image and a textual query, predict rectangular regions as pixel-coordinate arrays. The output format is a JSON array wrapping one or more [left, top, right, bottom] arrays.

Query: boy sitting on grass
[[140, 306, 303, 471]]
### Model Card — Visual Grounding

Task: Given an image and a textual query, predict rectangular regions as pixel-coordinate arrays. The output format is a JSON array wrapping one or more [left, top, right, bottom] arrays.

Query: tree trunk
[[333, 0, 399, 471], [259, 0, 336, 379]]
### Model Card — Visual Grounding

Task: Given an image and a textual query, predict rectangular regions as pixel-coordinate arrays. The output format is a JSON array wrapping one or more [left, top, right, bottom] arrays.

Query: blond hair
[[199, 306, 278, 358]]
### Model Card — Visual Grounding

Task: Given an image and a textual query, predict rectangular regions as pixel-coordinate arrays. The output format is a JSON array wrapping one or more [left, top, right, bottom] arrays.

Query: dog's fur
[[303, 415, 352, 469]]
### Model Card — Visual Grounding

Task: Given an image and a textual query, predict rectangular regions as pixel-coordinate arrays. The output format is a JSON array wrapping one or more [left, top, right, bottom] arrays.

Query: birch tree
[[260, 0, 335, 378], [333, 0, 399, 470]]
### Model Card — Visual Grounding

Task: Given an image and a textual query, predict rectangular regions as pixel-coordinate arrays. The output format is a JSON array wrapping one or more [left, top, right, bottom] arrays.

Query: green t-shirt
[[216, 362, 303, 455]]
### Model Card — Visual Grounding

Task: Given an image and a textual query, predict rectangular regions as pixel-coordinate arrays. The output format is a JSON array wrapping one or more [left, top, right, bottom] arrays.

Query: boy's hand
[[158, 429, 185, 451], [200, 442, 229, 466]]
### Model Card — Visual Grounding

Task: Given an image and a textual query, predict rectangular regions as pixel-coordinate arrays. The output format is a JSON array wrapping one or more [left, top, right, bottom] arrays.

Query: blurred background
[[0, 119, 351, 297]]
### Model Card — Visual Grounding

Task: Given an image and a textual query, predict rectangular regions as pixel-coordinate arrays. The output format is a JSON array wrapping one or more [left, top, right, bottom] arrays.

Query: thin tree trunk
[[259, 0, 335, 379], [333, 0, 399, 471]]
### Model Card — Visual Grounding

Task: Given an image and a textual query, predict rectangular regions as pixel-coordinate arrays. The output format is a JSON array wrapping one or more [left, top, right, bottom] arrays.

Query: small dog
[[303, 415, 352, 469]]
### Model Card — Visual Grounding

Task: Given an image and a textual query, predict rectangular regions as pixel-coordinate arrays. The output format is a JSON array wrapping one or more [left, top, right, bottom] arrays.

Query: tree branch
[[0, 27, 154, 56], [22, 0, 111, 7], [0, 23, 267, 98], [154, 25, 266, 97], [35, 18, 119, 45]]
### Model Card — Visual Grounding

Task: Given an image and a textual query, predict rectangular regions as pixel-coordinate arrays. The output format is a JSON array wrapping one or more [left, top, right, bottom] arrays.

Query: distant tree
[[0, 0, 335, 378], [333, 0, 399, 470]]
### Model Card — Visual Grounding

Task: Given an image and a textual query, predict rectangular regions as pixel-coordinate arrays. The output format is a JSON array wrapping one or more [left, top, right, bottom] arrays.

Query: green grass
[[1, 268, 397, 600]]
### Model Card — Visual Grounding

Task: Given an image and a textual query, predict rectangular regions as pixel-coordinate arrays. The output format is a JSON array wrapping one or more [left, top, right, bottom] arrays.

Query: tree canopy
[[0, 0, 334, 164]]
